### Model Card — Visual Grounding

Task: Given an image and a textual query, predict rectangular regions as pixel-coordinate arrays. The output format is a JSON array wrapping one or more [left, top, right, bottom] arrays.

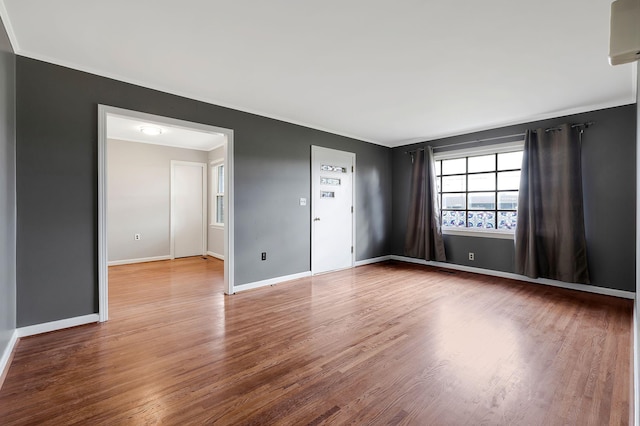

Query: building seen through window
[[435, 150, 522, 231]]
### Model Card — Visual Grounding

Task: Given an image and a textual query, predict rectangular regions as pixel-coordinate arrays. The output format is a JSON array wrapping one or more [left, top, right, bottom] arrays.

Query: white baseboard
[[235, 256, 634, 300], [391, 255, 635, 299], [355, 256, 392, 267], [17, 314, 100, 338], [207, 251, 224, 260], [233, 271, 312, 293], [0, 329, 18, 389], [108, 255, 172, 266]]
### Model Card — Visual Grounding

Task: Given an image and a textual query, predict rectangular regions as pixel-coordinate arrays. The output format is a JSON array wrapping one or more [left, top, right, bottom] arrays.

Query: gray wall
[[0, 17, 15, 360], [207, 145, 224, 257], [107, 139, 209, 262], [392, 104, 637, 292], [16, 57, 392, 327]]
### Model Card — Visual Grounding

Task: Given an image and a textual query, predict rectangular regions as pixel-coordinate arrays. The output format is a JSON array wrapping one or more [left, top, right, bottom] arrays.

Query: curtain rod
[[404, 133, 525, 155], [404, 121, 595, 155], [545, 121, 595, 133]]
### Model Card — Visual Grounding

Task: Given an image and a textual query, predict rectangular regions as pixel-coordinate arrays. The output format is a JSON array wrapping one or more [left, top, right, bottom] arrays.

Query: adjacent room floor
[[0, 258, 633, 424]]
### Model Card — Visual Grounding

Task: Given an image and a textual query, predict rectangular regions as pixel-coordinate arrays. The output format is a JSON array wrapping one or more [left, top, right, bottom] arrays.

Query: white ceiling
[[107, 115, 226, 151], [1, 1, 636, 147]]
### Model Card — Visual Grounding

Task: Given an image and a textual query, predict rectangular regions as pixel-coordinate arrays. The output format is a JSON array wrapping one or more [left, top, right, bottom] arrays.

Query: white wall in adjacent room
[[107, 139, 209, 263]]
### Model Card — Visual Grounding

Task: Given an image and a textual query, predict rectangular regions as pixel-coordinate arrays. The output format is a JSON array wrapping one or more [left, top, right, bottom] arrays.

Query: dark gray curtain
[[515, 124, 590, 284], [404, 147, 446, 261]]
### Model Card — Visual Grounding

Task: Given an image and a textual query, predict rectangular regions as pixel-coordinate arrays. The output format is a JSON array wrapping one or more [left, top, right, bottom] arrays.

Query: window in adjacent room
[[211, 162, 224, 225], [434, 142, 523, 234]]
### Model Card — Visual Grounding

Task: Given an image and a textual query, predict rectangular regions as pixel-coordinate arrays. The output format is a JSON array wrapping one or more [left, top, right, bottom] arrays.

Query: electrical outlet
[[261, 252, 267, 261], [468, 252, 474, 261], [134, 233, 141, 241]]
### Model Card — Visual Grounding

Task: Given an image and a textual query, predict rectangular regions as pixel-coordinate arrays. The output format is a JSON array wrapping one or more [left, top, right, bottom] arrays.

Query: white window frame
[[434, 141, 524, 240], [210, 161, 224, 227]]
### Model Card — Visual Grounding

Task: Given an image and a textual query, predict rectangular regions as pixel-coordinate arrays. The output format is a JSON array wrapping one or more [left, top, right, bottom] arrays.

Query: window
[[211, 163, 224, 225], [435, 144, 523, 233]]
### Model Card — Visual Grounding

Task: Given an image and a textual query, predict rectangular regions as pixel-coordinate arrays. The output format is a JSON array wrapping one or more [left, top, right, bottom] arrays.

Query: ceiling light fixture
[[140, 125, 163, 136]]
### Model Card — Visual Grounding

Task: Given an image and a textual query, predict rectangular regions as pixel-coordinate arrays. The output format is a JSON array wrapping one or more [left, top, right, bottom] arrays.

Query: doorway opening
[[98, 106, 235, 322]]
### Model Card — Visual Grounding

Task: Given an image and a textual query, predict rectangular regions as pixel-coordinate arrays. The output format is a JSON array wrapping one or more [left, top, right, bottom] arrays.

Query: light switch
[[299, 198, 307, 206]]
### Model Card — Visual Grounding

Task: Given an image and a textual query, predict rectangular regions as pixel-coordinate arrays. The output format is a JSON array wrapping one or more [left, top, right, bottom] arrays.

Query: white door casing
[[171, 161, 207, 258], [311, 146, 355, 274], [98, 105, 236, 322]]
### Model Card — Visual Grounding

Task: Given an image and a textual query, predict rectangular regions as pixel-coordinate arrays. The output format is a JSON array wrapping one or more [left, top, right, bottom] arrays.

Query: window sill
[[209, 224, 224, 229], [442, 228, 514, 240]]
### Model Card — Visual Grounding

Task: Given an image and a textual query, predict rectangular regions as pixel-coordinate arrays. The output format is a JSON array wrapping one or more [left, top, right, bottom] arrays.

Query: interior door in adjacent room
[[311, 146, 355, 274], [171, 161, 207, 258]]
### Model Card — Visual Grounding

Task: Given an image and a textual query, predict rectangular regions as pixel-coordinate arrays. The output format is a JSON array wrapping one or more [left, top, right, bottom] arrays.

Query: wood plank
[[0, 258, 632, 424]]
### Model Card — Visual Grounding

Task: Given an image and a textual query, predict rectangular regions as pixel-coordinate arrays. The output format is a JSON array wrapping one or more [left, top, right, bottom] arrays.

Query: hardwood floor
[[0, 258, 632, 425]]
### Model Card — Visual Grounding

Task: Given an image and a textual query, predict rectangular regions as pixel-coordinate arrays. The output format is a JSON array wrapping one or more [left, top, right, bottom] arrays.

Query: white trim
[[207, 251, 224, 260], [391, 255, 635, 299], [352, 156, 357, 268], [233, 271, 312, 293], [0, 330, 18, 389], [312, 265, 357, 276], [0, 2, 19, 52], [170, 160, 208, 259], [98, 105, 109, 322], [98, 106, 236, 319], [443, 228, 514, 240], [355, 256, 392, 267], [107, 255, 172, 266], [632, 61, 638, 102], [224, 135, 234, 295], [17, 314, 99, 338]]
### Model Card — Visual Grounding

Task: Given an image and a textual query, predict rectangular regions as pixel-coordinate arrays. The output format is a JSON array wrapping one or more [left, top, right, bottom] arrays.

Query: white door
[[172, 161, 207, 258], [311, 146, 355, 274]]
